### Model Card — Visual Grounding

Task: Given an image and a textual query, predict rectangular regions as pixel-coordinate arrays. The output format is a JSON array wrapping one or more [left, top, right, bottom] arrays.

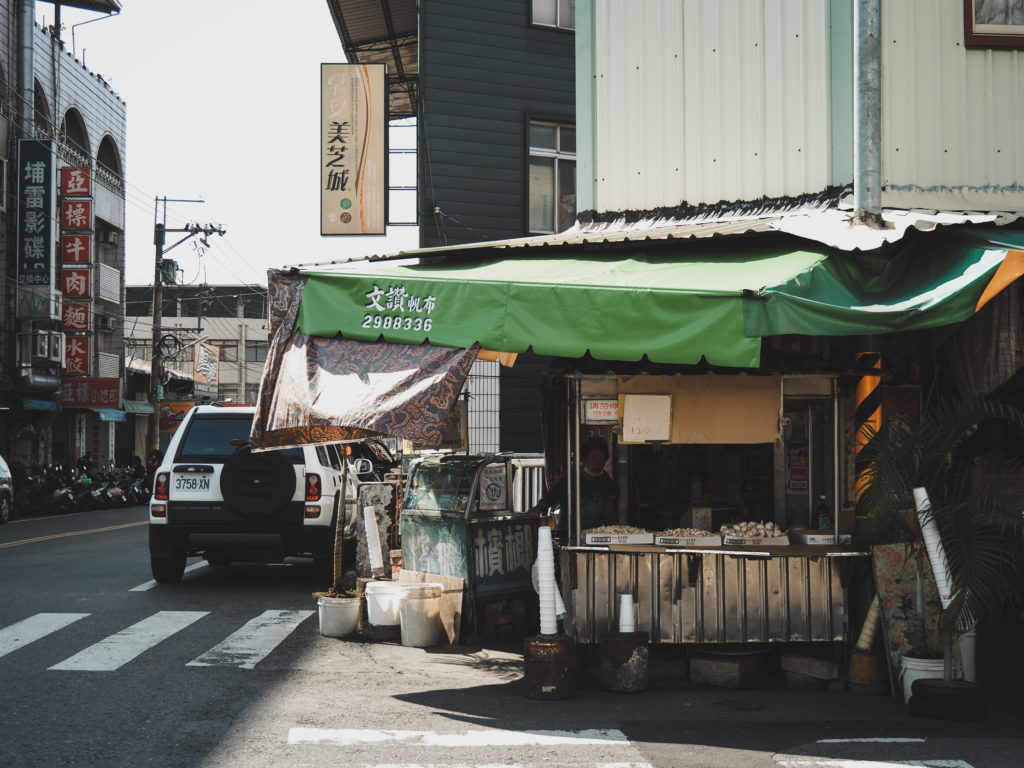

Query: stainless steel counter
[[562, 545, 868, 644]]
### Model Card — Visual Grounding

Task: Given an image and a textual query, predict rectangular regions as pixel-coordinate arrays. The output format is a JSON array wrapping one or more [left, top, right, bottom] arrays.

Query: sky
[[37, 1, 418, 288]]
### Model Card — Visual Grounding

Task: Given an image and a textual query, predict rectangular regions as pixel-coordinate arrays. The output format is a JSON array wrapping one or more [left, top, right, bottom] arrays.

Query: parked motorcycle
[[12, 462, 78, 516]]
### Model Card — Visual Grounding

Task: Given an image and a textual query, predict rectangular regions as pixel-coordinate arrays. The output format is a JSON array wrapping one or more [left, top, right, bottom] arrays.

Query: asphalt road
[[1, 507, 1021, 768]]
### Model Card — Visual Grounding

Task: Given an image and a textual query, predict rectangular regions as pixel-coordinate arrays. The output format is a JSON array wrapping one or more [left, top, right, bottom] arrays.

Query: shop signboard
[[193, 342, 220, 399], [320, 63, 386, 235], [63, 335, 90, 375], [60, 377, 119, 408], [477, 463, 507, 511], [160, 402, 193, 434], [62, 300, 91, 332], [61, 199, 92, 231], [61, 234, 91, 265], [61, 167, 92, 197], [62, 267, 90, 298]]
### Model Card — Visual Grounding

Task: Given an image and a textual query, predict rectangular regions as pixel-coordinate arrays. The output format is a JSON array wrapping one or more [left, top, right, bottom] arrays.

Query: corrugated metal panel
[[591, 0, 831, 213], [881, 0, 1024, 211]]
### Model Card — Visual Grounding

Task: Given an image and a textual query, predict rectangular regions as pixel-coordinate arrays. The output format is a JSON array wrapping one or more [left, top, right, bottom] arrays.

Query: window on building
[[244, 341, 267, 363], [532, 0, 575, 30], [529, 121, 576, 234], [244, 384, 261, 405], [219, 341, 238, 363]]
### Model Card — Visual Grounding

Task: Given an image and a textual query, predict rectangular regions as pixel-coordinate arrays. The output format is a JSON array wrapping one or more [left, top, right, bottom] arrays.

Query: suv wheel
[[219, 445, 296, 519], [151, 550, 187, 583], [0, 494, 10, 524]]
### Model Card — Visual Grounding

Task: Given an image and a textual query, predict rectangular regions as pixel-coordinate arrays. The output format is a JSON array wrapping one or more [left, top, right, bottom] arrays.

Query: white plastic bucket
[[365, 580, 402, 626], [899, 655, 945, 703], [399, 583, 443, 647], [318, 596, 360, 638]]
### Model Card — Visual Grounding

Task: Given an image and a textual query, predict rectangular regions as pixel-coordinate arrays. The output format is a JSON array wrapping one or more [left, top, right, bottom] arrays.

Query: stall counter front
[[562, 544, 868, 645]]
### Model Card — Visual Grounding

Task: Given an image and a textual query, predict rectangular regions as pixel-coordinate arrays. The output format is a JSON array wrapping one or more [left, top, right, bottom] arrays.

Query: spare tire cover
[[219, 446, 297, 519]]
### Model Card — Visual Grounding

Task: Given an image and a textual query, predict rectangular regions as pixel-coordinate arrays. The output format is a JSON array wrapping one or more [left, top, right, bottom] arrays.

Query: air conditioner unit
[[102, 316, 118, 332], [48, 332, 65, 363], [34, 333, 50, 360]]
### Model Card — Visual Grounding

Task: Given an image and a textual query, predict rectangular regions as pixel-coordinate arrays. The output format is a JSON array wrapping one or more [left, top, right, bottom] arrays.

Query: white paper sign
[[478, 463, 508, 511], [622, 394, 672, 442]]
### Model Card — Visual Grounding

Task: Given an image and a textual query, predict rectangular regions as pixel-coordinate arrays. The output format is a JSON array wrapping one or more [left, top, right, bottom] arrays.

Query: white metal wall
[[587, 0, 832, 213], [881, 0, 1024, 211]]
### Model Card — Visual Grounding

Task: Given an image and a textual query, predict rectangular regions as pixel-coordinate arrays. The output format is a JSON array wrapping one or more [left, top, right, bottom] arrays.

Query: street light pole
[[146, 196, 226, 453]]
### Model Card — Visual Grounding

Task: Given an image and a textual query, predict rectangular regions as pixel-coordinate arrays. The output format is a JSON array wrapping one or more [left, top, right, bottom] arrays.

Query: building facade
[[0, 1, 127, 470], [328, 0, 576, 453], [123, 283, 269, 455]]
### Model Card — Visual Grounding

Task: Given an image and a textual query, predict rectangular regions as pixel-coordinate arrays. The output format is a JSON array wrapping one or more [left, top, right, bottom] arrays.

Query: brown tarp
[[251, 270, 479, 450]]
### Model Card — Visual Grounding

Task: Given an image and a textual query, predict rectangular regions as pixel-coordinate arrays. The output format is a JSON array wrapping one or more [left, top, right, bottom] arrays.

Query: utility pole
[[147, 197, 226, 452]]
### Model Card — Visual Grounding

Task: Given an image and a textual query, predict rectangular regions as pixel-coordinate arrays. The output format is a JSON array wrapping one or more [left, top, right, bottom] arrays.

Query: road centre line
[[0, 613, 89, 659], [130, 561, 207, 591], [0, 520, 147, 549], [287, 728, 630, 746]]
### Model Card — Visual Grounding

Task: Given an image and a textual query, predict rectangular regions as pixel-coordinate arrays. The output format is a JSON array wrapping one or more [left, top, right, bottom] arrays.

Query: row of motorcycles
[[11, 461, 152, 516]]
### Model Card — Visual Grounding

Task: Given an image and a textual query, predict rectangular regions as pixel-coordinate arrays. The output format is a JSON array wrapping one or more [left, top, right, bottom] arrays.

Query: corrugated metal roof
[[289, 203, 1021, 273], [325, 0, 417, 119]]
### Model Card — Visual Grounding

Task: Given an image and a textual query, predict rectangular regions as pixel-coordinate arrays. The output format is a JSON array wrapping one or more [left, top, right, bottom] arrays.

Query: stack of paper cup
[[537, 525, 558, 636], [913, 487, 954, 609], [619, 593, 636, 633]]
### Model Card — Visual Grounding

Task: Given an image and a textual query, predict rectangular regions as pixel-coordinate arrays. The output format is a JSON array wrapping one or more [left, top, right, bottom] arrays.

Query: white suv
[[148, 405, 395, 583]]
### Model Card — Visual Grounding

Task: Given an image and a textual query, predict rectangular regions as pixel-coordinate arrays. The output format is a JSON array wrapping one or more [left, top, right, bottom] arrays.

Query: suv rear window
[[176, 412, 303, 463]]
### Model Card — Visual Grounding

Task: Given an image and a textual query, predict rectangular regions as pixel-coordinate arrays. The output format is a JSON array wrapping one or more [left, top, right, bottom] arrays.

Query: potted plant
[[314, 460, 360, 637], [858, 394, 1024, 709]]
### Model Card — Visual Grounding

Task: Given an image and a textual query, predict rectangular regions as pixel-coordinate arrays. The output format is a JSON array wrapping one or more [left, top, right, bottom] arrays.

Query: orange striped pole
[[854, 350, 883, 518]]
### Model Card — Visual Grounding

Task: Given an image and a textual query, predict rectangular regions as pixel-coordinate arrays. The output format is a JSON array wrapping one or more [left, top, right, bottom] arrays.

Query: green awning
[[744, 227, 1024, 337], [297, 240, 830, 368], [123, 400, 154, 414]]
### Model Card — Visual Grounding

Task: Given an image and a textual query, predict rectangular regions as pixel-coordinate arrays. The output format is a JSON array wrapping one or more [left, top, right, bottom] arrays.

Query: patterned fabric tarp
[[251, 269, 479, 450]]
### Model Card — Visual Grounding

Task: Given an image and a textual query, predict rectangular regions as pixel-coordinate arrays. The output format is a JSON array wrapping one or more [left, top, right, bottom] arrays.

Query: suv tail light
[[305, 473, 322, 501], [154, 471, 170, 501]]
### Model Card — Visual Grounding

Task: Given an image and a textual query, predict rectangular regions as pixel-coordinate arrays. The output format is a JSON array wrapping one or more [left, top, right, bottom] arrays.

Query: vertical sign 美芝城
[[321, 63, 387, 235], [17, 140, 57, 319]]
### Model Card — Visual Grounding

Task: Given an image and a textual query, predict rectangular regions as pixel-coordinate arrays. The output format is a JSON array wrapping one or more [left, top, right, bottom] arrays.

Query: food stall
[[401, 453, 541, 635], [550, 372, 867, 645]]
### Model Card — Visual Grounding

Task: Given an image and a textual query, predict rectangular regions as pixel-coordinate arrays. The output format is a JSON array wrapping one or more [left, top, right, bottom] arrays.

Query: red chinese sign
[[62, 267, 90, 298], [60, 377, 119, 408], [61, 167, 92, 197], [61, 234, 91, 265], [63, 335, 91, 376], [62, 300, 91, 331], [61, 199, 92, 231]]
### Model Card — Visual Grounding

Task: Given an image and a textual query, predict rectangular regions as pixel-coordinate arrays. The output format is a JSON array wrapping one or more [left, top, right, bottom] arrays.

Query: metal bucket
[[599, 631, 649, 692], [523, 635, 576, 699]]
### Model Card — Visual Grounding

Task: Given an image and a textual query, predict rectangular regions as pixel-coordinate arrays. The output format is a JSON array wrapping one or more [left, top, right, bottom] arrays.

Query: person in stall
[[527, 436, 620, 543]]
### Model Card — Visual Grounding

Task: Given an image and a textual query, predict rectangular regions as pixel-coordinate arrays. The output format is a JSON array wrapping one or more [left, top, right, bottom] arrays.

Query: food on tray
[[720, 521, 785, 538], [658, 528, 716, 538], [584, 525, 648, 534]]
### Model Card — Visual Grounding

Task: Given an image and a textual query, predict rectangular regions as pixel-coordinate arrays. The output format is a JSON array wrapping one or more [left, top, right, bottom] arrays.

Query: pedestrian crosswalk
[[0, 609, 314, 672]]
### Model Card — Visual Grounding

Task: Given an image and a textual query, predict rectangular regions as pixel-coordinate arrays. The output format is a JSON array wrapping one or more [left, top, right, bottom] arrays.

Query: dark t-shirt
[[539, 470, 620, 537]]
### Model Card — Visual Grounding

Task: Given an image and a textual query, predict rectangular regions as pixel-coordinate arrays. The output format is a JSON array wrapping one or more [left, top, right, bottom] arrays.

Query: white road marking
[[187, 609, 314, 669], [0, 613, 89, 659], [48, 611, 208, 671], [332, 764, 653, 768], [287, 728, 630, 746], [776, 760, 973, 767], [129, 561, 207, 591], [816, 739, 927, 744]]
